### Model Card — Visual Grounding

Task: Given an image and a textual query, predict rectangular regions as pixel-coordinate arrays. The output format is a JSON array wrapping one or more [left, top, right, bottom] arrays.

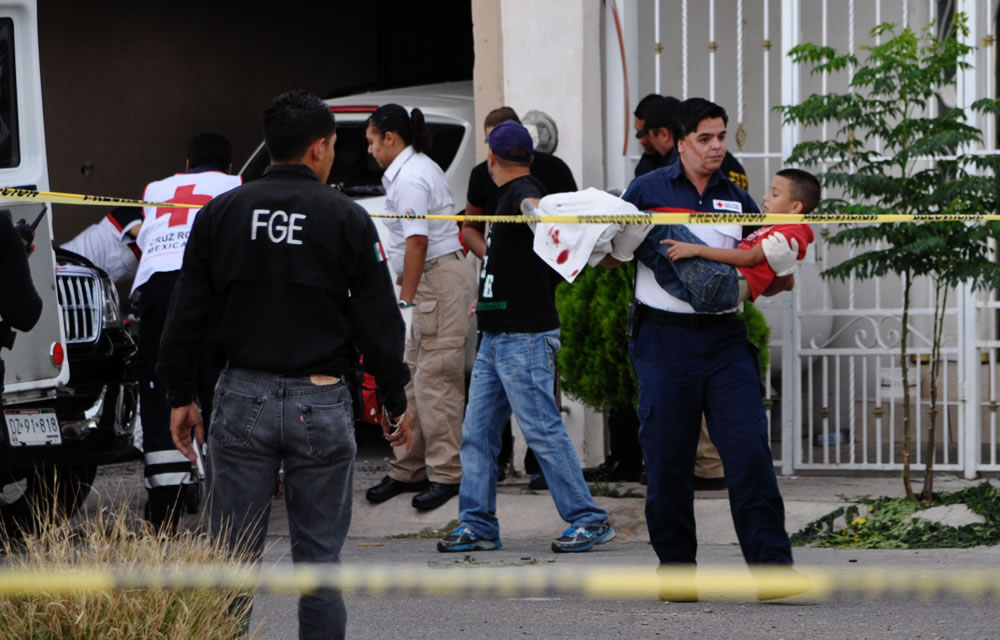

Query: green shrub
[[556, 263, 771, 410]]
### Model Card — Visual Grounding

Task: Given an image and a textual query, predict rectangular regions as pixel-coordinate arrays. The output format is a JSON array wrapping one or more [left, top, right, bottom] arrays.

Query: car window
[[0, 18, 20, 169], [241, 121, 466, 199]]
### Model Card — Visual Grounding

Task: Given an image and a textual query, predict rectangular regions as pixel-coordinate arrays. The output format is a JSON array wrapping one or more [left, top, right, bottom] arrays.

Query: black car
[[0, 248, 138, 532]]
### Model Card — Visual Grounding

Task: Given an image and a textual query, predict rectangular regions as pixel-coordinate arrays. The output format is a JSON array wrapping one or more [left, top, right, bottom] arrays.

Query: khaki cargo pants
[[389, 251, 475, 484]]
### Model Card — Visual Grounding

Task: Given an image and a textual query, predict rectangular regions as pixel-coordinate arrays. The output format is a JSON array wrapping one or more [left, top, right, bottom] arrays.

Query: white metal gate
[[605, 0, 1000, 476]]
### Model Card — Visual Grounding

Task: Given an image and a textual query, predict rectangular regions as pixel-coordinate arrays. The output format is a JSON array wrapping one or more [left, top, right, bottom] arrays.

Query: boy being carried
[[644, 168, 819, 312]]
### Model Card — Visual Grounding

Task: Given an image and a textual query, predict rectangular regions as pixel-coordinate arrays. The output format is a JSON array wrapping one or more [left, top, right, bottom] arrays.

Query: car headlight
[[101, 276, 122, 327]]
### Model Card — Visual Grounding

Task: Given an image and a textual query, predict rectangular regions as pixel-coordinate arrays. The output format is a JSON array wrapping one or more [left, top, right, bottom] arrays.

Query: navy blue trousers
[[629, 310, 793, 566]]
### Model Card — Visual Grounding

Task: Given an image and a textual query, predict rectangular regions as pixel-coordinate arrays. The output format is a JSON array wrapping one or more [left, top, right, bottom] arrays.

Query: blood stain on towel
[[557, 250, 570, 264]]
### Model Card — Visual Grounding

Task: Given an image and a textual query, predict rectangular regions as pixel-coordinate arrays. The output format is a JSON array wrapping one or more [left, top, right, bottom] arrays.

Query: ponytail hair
[[368, 103, 432, 153]]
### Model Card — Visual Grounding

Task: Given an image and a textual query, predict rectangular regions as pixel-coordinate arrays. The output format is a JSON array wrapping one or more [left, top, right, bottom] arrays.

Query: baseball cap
[[641, 96, 680, 137], [486, 120, 534, 163]]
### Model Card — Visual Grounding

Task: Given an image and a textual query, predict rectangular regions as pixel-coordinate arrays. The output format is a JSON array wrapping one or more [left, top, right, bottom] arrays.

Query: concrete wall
[[471, 0, 608, 467]]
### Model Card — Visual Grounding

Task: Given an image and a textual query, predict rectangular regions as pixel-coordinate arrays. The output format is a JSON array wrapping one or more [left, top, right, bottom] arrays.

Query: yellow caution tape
[[0, 187, 200, 209], [4, 186, 998, 224], [0, 564, 997, 601], [371, 212, 1000, 225]]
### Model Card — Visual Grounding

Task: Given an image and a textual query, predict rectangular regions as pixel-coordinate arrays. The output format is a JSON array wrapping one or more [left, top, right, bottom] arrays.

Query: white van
[[1, 1, 140, 532], [0, 1, 66, 404], [239, 81, 477, 275]]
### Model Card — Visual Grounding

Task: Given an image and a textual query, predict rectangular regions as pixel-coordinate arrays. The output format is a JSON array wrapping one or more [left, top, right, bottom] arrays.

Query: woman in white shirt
[[363, 103, 474, 512]]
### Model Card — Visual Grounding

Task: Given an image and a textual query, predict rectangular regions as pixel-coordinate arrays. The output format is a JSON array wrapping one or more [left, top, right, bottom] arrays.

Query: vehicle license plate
[[4, 409, 62, 446]]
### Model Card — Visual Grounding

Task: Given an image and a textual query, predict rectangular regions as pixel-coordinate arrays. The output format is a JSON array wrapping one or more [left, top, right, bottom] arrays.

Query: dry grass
[[0, 498, 257, 639]]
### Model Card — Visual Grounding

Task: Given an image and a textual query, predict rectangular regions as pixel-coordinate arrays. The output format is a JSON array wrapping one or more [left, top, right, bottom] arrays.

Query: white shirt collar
[[382, 145, 416, 184]]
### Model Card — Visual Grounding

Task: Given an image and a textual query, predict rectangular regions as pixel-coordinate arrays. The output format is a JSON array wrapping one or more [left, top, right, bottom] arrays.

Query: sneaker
[[550, 522, 616, 553], [437, 524, 502, 553]]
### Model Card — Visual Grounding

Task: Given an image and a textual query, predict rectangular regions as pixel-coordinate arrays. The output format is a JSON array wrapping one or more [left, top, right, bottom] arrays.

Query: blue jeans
[[628, 314, 792, 566], [458, 330, 608, 540], [637, 226, 741, 312], [208, 368, 355, 640]]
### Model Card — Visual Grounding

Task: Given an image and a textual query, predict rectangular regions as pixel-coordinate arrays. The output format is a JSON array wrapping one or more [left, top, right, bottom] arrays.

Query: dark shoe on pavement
[[551, 521, 616, 553], [365, 476, 429, 504], [693, 476, 727, 491], [437, 524, 502, 552], [528, 472, 548, 490], [582, 460, 615, 481], [583, 460, 641, 482], [412, 482, 460, 511]]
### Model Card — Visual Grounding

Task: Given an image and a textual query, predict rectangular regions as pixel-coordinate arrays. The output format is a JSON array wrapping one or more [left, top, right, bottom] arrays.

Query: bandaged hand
[[610, 223, 653, 262], [761, 231, 800, 277]]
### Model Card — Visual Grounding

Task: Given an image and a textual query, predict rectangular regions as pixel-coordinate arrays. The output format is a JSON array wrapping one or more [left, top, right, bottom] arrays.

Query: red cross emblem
[[155, 184, 213, 227]]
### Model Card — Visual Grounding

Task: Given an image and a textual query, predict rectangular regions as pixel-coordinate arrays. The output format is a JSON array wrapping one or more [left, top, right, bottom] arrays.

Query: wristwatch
[[398, 300, 415, 309]]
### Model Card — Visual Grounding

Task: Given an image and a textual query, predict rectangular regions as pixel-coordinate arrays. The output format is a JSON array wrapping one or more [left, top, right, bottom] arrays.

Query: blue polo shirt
[[623, 159, 760, 311]]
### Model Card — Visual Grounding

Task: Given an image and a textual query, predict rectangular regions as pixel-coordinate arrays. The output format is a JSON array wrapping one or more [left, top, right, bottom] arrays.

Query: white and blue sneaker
[[551, 522, 616, 553], [437, 524, 502, 552]]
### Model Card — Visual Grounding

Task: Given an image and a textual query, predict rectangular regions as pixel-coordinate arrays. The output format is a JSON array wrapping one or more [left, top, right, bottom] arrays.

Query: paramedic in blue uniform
[[606, 98, 799, 587], [157, 90, 412, 640]]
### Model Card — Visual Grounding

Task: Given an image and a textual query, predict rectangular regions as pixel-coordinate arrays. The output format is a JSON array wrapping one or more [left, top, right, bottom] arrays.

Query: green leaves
[[781, 12, 999, 501], [791, 482, 1000, 549], [554, 263, 638, 411], [780, 13, 1000, 290]]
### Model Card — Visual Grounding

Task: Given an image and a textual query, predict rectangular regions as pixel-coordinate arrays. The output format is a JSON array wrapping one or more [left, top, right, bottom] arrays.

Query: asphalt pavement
[[84, 439, 996, 640]]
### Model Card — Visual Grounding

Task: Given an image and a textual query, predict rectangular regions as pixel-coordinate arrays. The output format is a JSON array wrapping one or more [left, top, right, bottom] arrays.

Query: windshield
[[241, 120, 466, 198]]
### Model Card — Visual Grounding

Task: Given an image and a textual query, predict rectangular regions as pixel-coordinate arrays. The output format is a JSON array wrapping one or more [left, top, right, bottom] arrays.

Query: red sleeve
[[772, 224, 814, 259]]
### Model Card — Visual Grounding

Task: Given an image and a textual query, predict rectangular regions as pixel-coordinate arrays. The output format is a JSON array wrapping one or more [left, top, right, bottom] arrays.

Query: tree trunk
[[900, 271, 917, 501], [921, 282, 948, 502]]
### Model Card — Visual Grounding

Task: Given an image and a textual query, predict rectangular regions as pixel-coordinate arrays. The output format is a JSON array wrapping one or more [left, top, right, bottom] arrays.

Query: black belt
[[637, 303, 738, 328]]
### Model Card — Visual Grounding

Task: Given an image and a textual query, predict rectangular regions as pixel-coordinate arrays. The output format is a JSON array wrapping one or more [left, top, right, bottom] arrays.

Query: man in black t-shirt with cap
[[438, 120, 614, 555]]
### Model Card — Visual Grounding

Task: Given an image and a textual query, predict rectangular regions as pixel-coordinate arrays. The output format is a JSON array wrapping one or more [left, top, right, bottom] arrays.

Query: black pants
[[134, 271, 220, 529]]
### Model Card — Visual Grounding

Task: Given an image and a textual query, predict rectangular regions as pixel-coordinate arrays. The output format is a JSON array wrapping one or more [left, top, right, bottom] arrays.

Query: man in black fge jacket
[[158, 90, 412, 640], [0, 211, 42, 394]]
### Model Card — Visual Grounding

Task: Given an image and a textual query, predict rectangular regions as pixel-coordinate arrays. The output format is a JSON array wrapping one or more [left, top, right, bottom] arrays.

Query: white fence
[[606, 0, 1000, 477]]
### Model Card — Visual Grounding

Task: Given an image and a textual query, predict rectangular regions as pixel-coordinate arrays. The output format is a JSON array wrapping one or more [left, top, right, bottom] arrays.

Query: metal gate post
[[961, 282, 980, 479]]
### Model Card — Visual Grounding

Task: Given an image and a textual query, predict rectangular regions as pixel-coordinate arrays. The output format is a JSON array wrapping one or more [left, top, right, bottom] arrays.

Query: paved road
[[250, 539, 999, 640], [81, 438, 997, 640]]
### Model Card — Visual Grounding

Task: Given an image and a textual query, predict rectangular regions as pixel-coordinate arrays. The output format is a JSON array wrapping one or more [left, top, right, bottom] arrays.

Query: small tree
[[779, 14, 1000, 501]]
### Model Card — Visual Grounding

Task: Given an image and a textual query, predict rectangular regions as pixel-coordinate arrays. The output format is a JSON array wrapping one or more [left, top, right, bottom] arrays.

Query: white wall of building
[[472, 0, 609, 468]]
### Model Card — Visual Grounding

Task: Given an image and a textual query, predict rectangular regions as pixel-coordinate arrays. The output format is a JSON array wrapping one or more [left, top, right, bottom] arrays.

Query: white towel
[[531, 188, 640, 283]]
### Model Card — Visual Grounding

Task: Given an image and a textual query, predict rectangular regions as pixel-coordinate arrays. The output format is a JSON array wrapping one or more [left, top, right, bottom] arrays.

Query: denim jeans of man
[[629, 315, 793, 566], [458, 330, 608, 540], [209, 368, 356, 640], [638, 225, 741, 312]]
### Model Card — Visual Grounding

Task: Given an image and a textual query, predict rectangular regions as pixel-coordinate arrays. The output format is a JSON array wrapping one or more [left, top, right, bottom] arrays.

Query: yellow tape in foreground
[[0, 188, 200, 209], [0, 564, 997, 601], [371, 212, 1000, 225]]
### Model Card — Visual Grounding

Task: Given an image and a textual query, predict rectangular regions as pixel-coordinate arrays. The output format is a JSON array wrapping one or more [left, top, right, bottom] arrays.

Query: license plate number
[[4, 409, 62, 446]]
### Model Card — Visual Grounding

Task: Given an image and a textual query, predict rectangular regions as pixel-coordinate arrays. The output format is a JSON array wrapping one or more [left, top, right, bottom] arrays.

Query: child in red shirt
[[648, 168, 818, 311]]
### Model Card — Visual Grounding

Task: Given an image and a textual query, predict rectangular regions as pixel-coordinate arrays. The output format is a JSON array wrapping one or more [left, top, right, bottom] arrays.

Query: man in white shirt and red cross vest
[[131, 133, 242, 532]]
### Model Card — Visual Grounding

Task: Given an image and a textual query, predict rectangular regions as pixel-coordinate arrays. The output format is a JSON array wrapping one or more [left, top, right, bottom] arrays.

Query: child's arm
[[661, 239, 767, 267]]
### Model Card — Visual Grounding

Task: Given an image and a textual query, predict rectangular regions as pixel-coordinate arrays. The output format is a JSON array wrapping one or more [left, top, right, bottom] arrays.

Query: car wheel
[[0, 465, 98, 537]]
